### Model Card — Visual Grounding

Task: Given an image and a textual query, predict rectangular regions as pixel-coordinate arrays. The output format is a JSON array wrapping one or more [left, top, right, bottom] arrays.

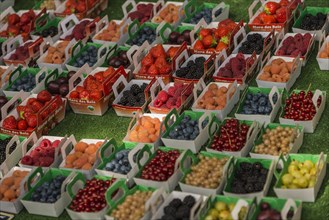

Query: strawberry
[[76, 86, 84, 93], [155, 56, 167, 69], [150, 44, 166, 59], [17, 120, 27, 130], [159, 64, 172, 75], [27, 98, 37, 106], [17, 105, 34, 119], [216, 41, 228, 52], [90, 91, 103, 101], [153, 99, 163, 107], [276, 7, 289, 23], [30, 101, 44, 112], [217, 28, 230, 38], [141, 53, 154, 67], [37, 90, 52, 103], [199, 29, 212, 40], [26, 115, 37, 128], [3, 116, 17, 129], [202, 35, 217, 48], [8, 14, 20, 25], [158, 91, 169, 102], [139, 65, 148, 75], [264, 2, 281, 15], [167, 47, 179, 59], [147, 64, 159, 75], [194, 40, 205, 50], [8, 25, 20, 36], [262, 14, 277, 24], [94, 72, 105, 82], [79, 90, 90, 100], [220, 36, 229, 45], [69, 91, 79, 99]]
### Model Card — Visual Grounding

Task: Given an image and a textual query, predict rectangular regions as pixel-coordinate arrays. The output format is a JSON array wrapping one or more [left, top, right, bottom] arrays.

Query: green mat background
[[9, 0, 329, 219]]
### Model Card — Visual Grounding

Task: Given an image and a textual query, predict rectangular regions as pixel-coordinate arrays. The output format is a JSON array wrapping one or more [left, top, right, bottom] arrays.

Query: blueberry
[[186, 127, 193, 133]]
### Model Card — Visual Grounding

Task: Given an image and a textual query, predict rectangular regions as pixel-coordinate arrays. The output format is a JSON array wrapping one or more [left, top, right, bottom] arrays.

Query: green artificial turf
[[10, 0, 329, 219]]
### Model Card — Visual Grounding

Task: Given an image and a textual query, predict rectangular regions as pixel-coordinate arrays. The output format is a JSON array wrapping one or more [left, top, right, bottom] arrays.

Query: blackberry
[[253, 162, 263, 170], [160, 214, 175, 220], [140, 83, 148, 91], [175, 205, 190, 219], [137, 92, 145, 100], [169, 198, 182, 207], [127, 96, 136, 106], [164, 206, 176, 216], [300, 13, 326, 30], [195, 57, 206, 65], [119, 96, 128, 105], [187, 60, 195, 67], [0, 138, 16, 164], [176, 68, 189, 77], [131, 84, 142, 95], [183, 195, 196, 208], [123, 90, 133, 97]]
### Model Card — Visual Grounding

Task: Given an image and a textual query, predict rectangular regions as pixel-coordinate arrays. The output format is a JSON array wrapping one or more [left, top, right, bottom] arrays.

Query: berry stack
[[117, 83, 148, 107]]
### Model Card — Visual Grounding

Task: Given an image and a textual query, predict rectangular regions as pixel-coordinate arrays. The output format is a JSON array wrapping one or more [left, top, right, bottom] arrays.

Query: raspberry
[[167, 86, 176, 97], [157, 91, 169, 102]]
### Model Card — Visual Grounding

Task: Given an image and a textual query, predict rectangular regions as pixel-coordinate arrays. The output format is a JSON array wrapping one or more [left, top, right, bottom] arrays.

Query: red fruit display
[[210, 119, 250, 152], [193, 19, 239, 52], [127, 3, 154, 23], [69, 67, 116, 101], [140, 149, 180, 181], [20, 139, 62, 167], [216, 53, 254, 79], [63, 20, 96, 40], [138, 45, 173, 76], [69, 178, 115, 212], [276, 33, 312, 57], [283, 90, 322, 121], [63, 0, 97, 15], [2, 116, 18, 130], [153, 83, 192, 109], [0, 10, 36, 38], [8, 41, 40, 62]]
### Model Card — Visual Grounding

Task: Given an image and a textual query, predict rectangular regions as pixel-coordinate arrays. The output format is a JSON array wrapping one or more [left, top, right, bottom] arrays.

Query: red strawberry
[[158, 91, 169, 102], [26, 115, 37, 128], [17, 120, 27, 130], [199, 29, 212, 40], [147, 64, 159, 75], [21, 155, 33, 165], [168, 86, 176, 97], [139, 65, 148, 75], [3, 116, 17, 129], [69, 91, 79, 99], [150, 44, 166, 59], [153, 99, 163, 107], [30, 101, 44, 112], [159, 64, 172, 75], [27, 98, 37, 106], [194, 40, 205, 50], [8, 14, 20, 25], [141, 53, 154, 67], [154, 57, 167, 69], [37, 90, 52, 103], [90, 91, 103, 101]]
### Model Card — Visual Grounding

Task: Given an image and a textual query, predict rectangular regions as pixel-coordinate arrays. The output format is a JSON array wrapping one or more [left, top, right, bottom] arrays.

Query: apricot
[[14, 178, 23, 188], [0, 185, 9, 194], [208, 84, 218, 91], [75, 141, 89, 152], [149, 134, 158, 142], [2, 177, 14, 186], [81, 163, 92, 170], [65, 154, 77, 164], [20, 171, 30, 177], [88, 153, 96, 164], [85, 144, 97, 155], [64, 164, 74, 168], [4, 189, 16, 200], [219, 86, 228, 93], [73, 154, 89, 168], [319, 51, 328, 58]]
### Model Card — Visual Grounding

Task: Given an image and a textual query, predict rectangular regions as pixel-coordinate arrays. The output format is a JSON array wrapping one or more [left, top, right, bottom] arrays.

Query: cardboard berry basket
[[123, 111, 166, 147], [274, 32, 315, 66], [0, 92, 66, 137], [250, 123, 304, 161], [0, 134, 27, 175], [181, 1, 229, 27], [161, 109, 211, 153], [172, 48, 216, 84], [213, 50, 259, 89], [36, 39, 76, 71], [223, 157, 276, 199], [148, 78, 194, 115], [178, 150, 232, 196], [18, 134, 67, 170], [248, 0, 296, 33], [316, 32, 329, 70], [191, 79, 240, 121], [205, 116, 261, 157], [250, 197, 302, 220], [67, 66, 128, 116], [235, 86, 283, 125], [190, 20, 245, 55], [0, 65, 16, 89], [105, 179, 164, 220], [102, 44, 135, 74], [151, 191, 204, 220], [273, 153, 327, 202], [125, 20, 161, 47], [0, 165, 31, 213], [58, 135, 108, 179], [65, 172, 117, 220], [121, 0, 164, 23], [133, 145, 186, 192], [59, 15, 98, 43], [0, 36, 24, 66], [279, 89, 326, 133], [95, 140, 143, 186], [157, 22, 195, 46], [2, 66, 48, 98], [30, 12, 63, 42], [232, 29, 276, 60], [20, 167, 75, 217], [92, 16, 131, 46], [198, 195, 254, 220], [54, 0, 104, 20], [131, 42, 186, 84], [111, 75, 154, 117], [3, 37, 47, 67], [66, 41, 109, 72], [256, 53, 302, 91], [151, 1, 187, 28], [292, 6, 329, 41]]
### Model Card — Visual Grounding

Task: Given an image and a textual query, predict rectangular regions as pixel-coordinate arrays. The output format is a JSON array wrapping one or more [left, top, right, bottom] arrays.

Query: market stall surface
[[10, 0, 329, 219]]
